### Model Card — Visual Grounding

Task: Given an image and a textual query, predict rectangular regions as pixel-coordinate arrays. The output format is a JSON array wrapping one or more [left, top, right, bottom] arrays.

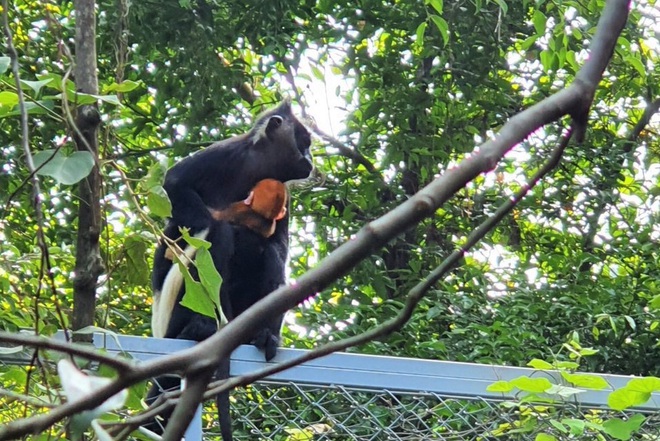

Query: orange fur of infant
[[164, 180, 287, 261], [212, 178, 287, 237], [165, 179, 288, 260]]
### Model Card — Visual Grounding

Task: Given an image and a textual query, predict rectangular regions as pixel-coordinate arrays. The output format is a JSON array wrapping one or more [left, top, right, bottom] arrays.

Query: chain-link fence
[[1, 333, 659, 440], [196, 382, 659, 440]]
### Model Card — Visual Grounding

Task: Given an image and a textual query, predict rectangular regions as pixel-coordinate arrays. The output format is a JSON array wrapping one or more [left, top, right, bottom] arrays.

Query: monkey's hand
[[164, 247, 175, 261], [252, 329, 279, 361]]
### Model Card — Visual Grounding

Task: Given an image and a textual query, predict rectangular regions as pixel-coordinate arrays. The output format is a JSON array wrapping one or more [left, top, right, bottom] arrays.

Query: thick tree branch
[[72, 0, 104, 335], [204, 128, 573, 398]]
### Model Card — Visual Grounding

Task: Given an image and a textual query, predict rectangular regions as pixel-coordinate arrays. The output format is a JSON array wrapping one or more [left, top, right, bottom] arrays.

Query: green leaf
[[124, 235, 150, 285], [549, 420, 568, 434], [546, 384, 584, 398], [181, 229, 212, 250], [96, 94, 121, 105], [555, 361, 579, 370], [429, 15, 449, 47], [491, 0, 508, 15], [147, 186, 172, 218], [561, 418, 585, 436], [179, 246, 225, 324], [180, 261, 216, 319], [625, 377, 660, 393], [535, 434, 557, 441], [426, 0, 443, 14], [0, 56, 10, 74], [20, 79, 53, 95], [36, 72, 75, 92], [532, 10, 547, 35], [0, 91, 19, 107], [486, 380, 514, 392], [625, 55, 646, 78], [415, 22, 427, 47], [527, 359, 553, 370], [311, 65, 325, 81], [521, 35, 539, 50], [0, 100, 55, 118], [650, 295, 660, 309], [540, 50, 554, 71], [560, 372, 609, 390], [602, 414, 645, 440], [624, 315, 636, 330], [32, 149, 95, 185], [510, 376, 553, 393], [195, 247, 226, 325], [608, 388, 651, 411], [104, 80, 141, 93]]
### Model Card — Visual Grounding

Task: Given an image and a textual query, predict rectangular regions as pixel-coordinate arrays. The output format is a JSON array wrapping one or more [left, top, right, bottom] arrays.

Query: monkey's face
[[254, 102, 314, 182]]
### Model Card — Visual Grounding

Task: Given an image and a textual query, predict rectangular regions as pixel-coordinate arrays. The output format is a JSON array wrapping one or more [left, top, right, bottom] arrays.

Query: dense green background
[[1, 0, 659, 385]]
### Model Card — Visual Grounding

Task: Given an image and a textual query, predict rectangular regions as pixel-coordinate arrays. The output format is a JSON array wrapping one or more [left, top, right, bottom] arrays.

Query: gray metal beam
[[90, 333, 660, 410]]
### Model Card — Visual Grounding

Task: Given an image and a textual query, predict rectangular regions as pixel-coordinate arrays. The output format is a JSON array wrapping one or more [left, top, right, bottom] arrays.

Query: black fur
[[145, 101, 312, 439]]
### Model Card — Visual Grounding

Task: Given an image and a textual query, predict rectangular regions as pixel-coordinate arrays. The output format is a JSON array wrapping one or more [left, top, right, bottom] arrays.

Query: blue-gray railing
[[4, 332, 660, 440]]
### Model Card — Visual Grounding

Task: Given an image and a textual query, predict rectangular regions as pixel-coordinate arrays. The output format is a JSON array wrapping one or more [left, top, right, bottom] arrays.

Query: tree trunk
[[72, 0, 103, 336]]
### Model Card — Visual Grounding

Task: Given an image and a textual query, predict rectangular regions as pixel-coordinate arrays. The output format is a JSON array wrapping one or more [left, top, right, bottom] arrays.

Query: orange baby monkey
[[211, 178, 288, 237], [164, 179, 288, 261]]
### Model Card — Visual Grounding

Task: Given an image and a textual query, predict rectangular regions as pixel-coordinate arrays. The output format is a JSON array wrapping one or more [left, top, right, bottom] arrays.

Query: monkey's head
[[245, 179, 288, 220], [250, 100, 313, 183]]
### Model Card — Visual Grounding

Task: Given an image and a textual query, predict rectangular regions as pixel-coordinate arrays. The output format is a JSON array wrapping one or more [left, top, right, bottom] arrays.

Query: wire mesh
[[198, 382, 660, 440], [1, 343, 659, 441]]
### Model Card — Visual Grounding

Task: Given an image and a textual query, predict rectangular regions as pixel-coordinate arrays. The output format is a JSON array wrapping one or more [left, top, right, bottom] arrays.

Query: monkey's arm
[[163, 154, 218, 233], [211, 203, 277, 238]]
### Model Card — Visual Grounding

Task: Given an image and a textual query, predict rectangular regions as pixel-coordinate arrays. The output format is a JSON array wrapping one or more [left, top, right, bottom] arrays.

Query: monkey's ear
[[274, 206, 287, 221], [265, 115, 284, 139], [244, 191, 255, 206]]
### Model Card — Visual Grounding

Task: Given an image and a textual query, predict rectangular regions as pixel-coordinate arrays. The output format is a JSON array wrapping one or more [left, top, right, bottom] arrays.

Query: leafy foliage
[[0, 0, 659, 438]]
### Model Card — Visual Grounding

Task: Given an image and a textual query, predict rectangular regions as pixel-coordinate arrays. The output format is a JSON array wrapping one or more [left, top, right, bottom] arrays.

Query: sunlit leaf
[[20, 78, 53, 95], [147, 185, 172, 218], [430, 15, 449, 47], [0, 56, 10, 74], [0, 91, 19, 107], [510, 376, 553, 393], [486, 380, 514, 392], [426, 0, 443, 14], [32, 149, 95, 185], [560, 372, 609, 390], [104, 80, 141, 93], [415, 22, 427, 47], [527, 359, 553, 370], [608, 388, 650, 411], [602, 414, 645, 440], [532, 10, 547, 34]]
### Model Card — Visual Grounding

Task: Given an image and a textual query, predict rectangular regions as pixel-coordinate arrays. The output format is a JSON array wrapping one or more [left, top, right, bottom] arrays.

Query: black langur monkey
[[146, 101, 312, 439]]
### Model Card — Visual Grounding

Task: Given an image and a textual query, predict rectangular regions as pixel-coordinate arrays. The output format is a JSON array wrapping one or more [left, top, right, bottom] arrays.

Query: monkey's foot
[[252, 329, 279, 361]]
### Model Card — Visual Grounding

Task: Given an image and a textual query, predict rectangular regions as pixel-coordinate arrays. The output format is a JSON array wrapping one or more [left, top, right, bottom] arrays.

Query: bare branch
[[0, 332, 134, 373]]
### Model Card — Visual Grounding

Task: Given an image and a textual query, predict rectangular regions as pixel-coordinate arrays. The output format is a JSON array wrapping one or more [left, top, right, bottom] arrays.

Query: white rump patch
[[151, 229, 209, 338]]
